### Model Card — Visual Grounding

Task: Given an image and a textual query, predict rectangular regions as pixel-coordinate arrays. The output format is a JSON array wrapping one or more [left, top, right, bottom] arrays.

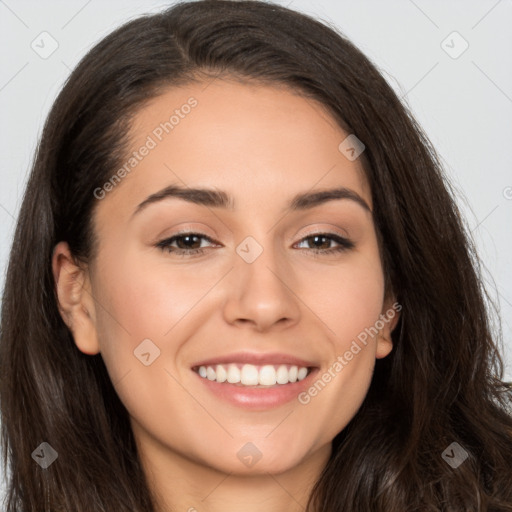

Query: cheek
[[305, 254, 385, 346], [297, 276, 383, 448], [95, 251, 209, 337], [90, 247, 224, 382], [294, 252, 385, 437]]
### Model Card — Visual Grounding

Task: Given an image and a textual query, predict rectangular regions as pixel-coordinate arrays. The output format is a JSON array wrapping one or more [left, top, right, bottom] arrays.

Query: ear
[[375, 295, 401, 359], [51, 241, 100, 355]]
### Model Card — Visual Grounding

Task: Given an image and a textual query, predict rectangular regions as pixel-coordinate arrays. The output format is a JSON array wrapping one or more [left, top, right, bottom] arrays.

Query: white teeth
[[259, 365, 276, 386], [215, 364, 227, 383], [276, 365, 289, 384], [241, 364, 259, 385], [297, 367, 308, 381], [195, 363, 311, 386], [226, 364, 241, 383]]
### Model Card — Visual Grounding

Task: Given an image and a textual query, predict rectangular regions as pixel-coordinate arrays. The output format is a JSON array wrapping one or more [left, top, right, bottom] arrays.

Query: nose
[[222, 238, 301, 333]]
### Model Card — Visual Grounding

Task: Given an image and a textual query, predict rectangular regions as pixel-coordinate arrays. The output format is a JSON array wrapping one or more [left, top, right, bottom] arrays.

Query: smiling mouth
[[192, 363, 314, 387]]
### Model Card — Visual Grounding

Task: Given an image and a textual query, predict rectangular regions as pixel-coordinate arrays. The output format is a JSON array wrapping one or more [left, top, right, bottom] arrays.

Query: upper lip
[[191, 351, 318, 369]]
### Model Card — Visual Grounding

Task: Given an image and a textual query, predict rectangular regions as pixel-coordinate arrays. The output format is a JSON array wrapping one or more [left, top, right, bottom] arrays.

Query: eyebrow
[[131, 183, 371, 218]]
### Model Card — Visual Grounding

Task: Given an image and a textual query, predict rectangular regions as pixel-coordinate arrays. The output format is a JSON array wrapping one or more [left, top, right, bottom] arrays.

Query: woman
[[1, 1, 511, 511]]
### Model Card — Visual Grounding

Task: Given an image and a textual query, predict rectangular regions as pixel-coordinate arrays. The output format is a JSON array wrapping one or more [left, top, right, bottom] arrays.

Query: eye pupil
[[310, 235, 329, 249], [178, 234, 201, 249]]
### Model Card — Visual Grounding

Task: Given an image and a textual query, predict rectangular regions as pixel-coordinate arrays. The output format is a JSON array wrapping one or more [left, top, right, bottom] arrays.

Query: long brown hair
[[1, 1, 511, 510]]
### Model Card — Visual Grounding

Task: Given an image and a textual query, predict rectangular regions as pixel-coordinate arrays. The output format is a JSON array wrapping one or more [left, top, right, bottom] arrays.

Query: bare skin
[[52, 78, 400, 512]]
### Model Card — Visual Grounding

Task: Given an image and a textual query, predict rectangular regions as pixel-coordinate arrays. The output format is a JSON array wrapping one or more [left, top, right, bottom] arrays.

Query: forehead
[[95, 79, 372, 223]]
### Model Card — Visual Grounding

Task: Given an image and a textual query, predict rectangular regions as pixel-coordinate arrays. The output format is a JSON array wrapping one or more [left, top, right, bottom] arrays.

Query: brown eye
[[156, 232, 218, 256], [295, 232, 355, 255]]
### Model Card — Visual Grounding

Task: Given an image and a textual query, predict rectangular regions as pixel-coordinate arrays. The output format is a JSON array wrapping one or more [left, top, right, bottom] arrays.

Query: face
[[53, 79, 399, 477]]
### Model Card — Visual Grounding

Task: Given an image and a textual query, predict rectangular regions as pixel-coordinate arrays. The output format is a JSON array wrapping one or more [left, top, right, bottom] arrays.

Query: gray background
[[1, 0, 511, 500]]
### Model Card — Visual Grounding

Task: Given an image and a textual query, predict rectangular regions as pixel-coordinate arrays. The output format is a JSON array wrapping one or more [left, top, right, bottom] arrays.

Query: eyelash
[[155, 230, 355, 258]]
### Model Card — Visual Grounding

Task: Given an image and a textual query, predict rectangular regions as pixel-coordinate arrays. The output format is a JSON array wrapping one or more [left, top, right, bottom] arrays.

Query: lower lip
[[193, 368, 319, 410]]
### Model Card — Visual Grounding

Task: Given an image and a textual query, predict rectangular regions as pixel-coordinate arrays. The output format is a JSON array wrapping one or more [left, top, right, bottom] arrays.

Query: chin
[[205, 440, 313, 476]]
